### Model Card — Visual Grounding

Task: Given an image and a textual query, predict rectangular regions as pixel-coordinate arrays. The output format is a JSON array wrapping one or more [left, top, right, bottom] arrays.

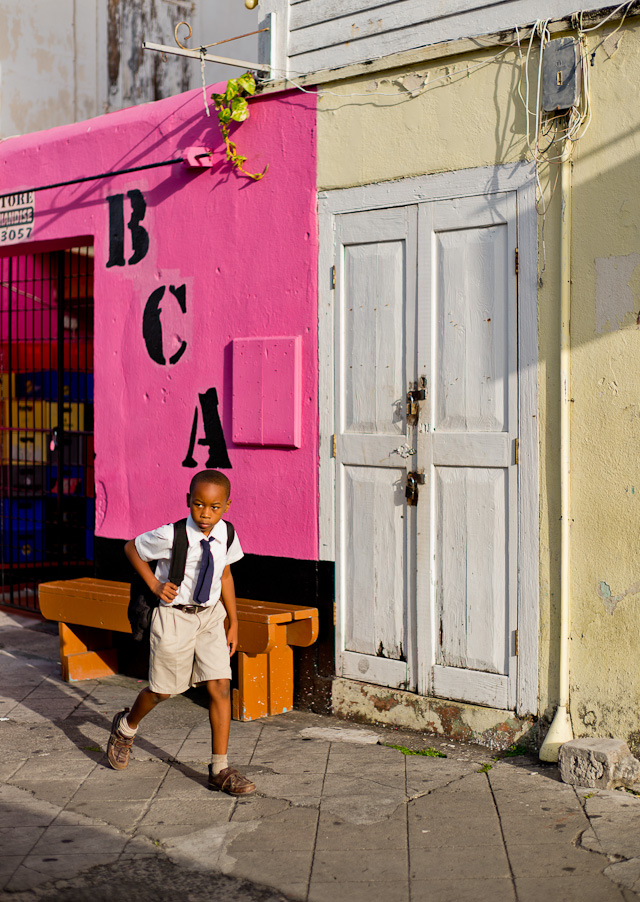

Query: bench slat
[[38, 580, 318, 636]]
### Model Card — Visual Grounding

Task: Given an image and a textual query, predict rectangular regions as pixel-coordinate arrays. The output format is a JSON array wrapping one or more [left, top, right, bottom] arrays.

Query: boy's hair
[[189, 469, 231, 500]]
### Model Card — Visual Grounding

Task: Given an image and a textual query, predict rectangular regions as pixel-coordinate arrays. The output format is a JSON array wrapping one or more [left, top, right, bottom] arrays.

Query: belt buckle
[[183, 605, 198, 613]]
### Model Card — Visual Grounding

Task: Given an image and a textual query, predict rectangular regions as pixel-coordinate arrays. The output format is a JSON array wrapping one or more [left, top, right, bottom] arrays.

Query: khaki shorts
[[148, 602, 231, 695]]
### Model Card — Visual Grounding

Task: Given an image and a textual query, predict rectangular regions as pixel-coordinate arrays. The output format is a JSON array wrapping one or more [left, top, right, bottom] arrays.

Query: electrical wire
[[579, 0, 635, 32], [263, 40, 521, 103]]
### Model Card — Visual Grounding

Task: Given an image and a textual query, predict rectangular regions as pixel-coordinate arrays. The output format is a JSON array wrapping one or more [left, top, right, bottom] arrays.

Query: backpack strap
[[167, 519, 234, 586], [168, 518, 189, 585], [225, 520, 235, 552]]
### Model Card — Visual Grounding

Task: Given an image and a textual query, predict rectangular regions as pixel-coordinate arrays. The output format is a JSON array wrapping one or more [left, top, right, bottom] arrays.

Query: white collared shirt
[[134, 514, 243, 607]]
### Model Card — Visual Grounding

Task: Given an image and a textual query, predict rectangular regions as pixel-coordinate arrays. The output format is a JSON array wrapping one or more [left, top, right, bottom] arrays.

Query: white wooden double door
[[334, 191, 519, 709]]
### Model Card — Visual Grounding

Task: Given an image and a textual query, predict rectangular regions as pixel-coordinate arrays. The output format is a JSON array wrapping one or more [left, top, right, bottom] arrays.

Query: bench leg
[[267, 643, 294, 716], [232, 642, 295, 722], [59, 623, 119, 682], [233, 652, 269, 721]]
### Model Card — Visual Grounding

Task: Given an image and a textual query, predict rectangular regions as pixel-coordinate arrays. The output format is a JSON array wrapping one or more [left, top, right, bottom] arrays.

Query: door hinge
[[514, 437, 519, 465], [331, 265, 336, 289], [331, 434, 336, 457], [333, 602, 337, 626], [515, 247, 519, 275], [515, 629, 519, 656]]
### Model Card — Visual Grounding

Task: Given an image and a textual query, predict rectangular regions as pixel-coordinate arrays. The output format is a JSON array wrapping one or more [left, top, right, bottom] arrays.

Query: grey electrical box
[[542, 38, 581, 111]]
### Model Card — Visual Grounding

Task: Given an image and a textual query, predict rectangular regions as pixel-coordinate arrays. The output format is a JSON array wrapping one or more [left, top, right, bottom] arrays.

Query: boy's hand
[[226, 621, 238, 657], [155, 580, 179, 604]]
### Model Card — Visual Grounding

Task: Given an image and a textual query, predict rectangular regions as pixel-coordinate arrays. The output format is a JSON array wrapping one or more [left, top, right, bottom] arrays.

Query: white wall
[[0, 0, 259, 140]]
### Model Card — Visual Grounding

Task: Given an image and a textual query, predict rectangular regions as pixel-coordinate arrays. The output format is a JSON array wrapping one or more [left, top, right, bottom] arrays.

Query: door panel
[[436, 466, 508, 674], [435, 224, 509, 433], [343, 241, 406, 436], [335, 206, 417, 690], [343, 463, 406, 660], [418, 192, 518, 707], [333, 189, 518, 708]]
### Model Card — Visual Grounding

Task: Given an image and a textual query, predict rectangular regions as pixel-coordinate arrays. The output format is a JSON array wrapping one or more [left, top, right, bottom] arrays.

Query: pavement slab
[[515, 875, 627, 902], [1, 608, 640, 902], [316, 804, 406, 850], [410, 877, 515, 902], [309, 880, 409, 902]]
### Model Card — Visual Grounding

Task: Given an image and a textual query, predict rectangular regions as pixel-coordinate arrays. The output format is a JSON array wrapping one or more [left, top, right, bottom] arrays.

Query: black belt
[[172, 604, 207, 613]]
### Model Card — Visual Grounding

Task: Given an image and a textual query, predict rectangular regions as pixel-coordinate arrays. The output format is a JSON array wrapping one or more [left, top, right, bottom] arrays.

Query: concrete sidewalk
[[1, 610, 640, 902]]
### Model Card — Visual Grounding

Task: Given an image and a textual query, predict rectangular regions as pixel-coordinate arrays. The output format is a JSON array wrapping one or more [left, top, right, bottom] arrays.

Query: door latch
[[405, 471, 425, 506], [406, 378, 427, 421]]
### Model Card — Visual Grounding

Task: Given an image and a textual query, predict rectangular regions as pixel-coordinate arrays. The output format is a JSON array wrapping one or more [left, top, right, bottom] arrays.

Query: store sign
[[0, 191, 35, 244]]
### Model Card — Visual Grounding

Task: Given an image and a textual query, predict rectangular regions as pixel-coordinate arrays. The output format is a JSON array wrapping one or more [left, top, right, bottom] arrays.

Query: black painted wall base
[[95, 537, 335, 715]]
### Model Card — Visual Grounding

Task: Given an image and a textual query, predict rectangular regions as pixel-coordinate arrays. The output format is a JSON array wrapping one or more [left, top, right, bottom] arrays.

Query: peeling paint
[[595, 253, 640, 333], [372, 694, 400, 713], [597, 579, 640, 615], [332, 678, 536, 751]]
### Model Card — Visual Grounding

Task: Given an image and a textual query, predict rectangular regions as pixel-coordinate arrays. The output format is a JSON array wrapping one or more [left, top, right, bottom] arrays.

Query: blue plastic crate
[[65, 373, 94, 402], [2, 500, 45, 563], [15, 371, 56, 400], [16, 371, 94, 402], [2, 498, 45, 529], [3, 530, 45, 563], [46, 465, 84, 496]]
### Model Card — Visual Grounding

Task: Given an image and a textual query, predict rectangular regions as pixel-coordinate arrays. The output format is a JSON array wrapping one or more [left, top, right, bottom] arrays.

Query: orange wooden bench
[[38, 577, 319, 722]]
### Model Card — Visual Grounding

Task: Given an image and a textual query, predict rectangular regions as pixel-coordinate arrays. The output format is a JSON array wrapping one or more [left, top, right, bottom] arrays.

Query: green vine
[[212, 73, 267, 181]]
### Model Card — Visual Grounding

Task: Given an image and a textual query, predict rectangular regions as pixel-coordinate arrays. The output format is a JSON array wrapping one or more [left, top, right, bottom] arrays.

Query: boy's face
[[187, 481, 231, 535]]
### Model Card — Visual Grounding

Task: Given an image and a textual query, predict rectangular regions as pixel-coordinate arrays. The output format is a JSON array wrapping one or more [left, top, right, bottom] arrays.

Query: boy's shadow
[[1, 617, 213, 790]]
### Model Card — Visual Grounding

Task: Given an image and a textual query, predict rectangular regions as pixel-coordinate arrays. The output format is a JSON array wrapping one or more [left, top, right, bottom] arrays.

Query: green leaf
[[237, 72, 256, 95], [225, 80, 240, 101], [477, 762, 492, 773], [219, 108, 232, 124], [230, 97, 249, 122], [211, 93, 225, 108]]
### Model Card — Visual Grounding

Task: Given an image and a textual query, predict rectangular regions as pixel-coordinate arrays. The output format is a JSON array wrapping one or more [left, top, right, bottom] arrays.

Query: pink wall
[[0, 83, 319, 560]]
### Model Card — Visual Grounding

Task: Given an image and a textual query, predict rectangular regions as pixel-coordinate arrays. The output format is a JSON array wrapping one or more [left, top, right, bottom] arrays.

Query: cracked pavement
[[1, 609, 640, 901]]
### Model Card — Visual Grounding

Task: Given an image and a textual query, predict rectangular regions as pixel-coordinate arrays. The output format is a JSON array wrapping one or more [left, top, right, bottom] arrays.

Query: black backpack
[[127, 518, 236, 641]]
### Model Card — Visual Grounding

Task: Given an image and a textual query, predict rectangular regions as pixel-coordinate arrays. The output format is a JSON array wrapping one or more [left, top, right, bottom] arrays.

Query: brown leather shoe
[[208, 765, 256, 795], [107, 708, 134, 770]]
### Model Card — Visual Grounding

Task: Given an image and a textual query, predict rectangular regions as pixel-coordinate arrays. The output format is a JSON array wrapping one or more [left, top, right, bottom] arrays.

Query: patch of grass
[[385, 743, 447, 758], [82, 745, 103, 753], [584, 792, 594, 799], [503, 744, 528, 757], [477, 762, 493, 773]]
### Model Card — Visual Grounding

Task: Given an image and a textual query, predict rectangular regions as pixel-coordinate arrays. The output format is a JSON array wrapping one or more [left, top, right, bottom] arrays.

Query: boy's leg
[[128, 687, 171, 729], [206, 678, 255, 795], [207, 678, 231, 756], [107, 687, 170, 770]]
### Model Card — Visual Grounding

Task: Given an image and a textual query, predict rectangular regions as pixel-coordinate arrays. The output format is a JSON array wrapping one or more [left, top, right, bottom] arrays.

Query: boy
[[108, 469, 256, 796]]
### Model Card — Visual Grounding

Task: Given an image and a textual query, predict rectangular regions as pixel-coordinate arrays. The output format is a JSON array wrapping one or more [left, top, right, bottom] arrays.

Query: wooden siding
[[262, 0, 603, 77]]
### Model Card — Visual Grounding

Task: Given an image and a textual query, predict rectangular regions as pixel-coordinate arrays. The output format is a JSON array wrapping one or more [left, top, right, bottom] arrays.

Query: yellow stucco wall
[[316, 21, 640, 746]]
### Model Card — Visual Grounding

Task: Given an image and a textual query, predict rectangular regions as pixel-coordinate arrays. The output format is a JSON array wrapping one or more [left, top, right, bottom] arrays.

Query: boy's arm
[[124, 540, 178, 604], [220, 565, 238, 656]]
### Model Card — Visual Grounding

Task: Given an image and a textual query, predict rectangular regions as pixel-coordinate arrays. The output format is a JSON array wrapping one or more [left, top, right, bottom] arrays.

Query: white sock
[[119, 715, 137, 738], [211, 754, 228, 774]]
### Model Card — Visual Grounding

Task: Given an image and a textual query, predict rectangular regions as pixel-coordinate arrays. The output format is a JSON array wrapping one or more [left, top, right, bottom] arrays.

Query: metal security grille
[[0, 248, 95, 611]]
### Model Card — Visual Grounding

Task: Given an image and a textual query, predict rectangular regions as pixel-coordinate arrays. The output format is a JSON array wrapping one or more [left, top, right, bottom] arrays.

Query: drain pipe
[[540, 141, 574, 762]]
